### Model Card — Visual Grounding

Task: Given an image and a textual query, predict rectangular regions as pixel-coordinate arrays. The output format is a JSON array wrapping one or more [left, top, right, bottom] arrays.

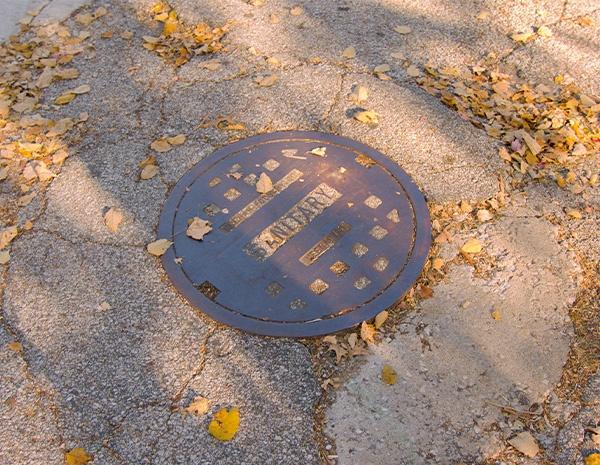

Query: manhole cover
[[158, 131, 431, 337]]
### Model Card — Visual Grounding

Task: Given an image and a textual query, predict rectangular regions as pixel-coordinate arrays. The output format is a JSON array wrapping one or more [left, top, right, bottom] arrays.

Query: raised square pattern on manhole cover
[[158, 131, 431, 337]]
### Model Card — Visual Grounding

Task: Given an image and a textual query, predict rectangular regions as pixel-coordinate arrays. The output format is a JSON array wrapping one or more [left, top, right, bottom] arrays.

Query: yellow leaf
[[256, 173, 273, 193], [256, 74, 278, 87], [354, 110, 379, 126], [565, 208, 582, 219], [511, 31, 534, 43], [432, 257, 444, 271], [166, 134, 186, 145], [374, 310, 388, 329], [491, 309, 502, 321], [360, 321, 375, 344], [208, 407, 240, 441], [461, 238, 482, 254], [521, 132, 542, 155], [7, 341, 22, 352], [186, 396, 210, 416], [290, 6, 303, 16], [585, 453, 600, 465], [186, 217, 212, 240], [394, 25, 412, 34], [381, 364, 397, 385], [104, 208, 123, 233], [147, 239, 172, 256], [150, 139, 172, 152], [163, 12, 179, 37], [54, 93, 76, 105], [342, 46, 356, 59], [309, 146, 327, 157], [537, 25, 552, 37], [576, 16, 595, 27], [64, 448, 92, 465]]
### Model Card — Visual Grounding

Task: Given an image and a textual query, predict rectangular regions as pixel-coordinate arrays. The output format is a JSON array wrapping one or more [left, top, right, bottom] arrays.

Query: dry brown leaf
[[72, 84, 91, 94], [508, 431, 539, 457], [476, 11, 490, 20], [342, 46, 356, 59], [187, 217, 212, 240], [150, 139, 172, 153], [491, 308, 502, 321], [0, 226, 18, 250], [374, 64, 391, 74], [309, 146, 327, 157], [54, 93, 76, 105], [147, 239, 172, 256], [354, 110, 379, 125], [374, 310, 388, 329], [350, 85, 368, 103], [576, 16, 594, 27], [394, 25, 412, 34], [56, 68, 80, 80], [256, 172, 273, 193], [290, 5, 304, 16], [432, 257, 444, 271], [140, 164, 159, 180], [104, 207, 123, 233], [7, 341, 23, 352], [166, 134, 186, 145], [121, 30, 134, 39], [186, 396, 210, 416], [406, 65, 420, 77], [256, 74, 278, 87], [64, 448, 92, 465], [139, 155, 156, 169], [0, 251, 9, 265], [565, 208, 582, 219], [360, 321, 375, 344], [461, 238, 482, 254], [477, 209, 493, 222], [381, 364, 397, 385], [511, 31, 534, 43]]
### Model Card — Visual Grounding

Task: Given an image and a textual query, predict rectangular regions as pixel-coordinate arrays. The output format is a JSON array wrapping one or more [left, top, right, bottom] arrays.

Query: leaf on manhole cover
[[461, 238, 482, 254], [354, 110, 379, 126], [309, 146, 327, 157], [185, 396, 210, 416], [374, 310, 388, 329], [360, 321, 375, 343], [508, 431, 539, 457], [186, 217, 212, 240], [381, 364, 397, 385], [104, 207, 123, 233], [208, 407, 240, 441], [64, 447, 92, 465], [147, 239, 172, 256], [255, 173, 273, 193]]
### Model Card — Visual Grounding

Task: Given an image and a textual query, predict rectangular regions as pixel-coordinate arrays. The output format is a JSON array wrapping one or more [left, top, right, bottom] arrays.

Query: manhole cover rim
[[158, 130, 431, 337]]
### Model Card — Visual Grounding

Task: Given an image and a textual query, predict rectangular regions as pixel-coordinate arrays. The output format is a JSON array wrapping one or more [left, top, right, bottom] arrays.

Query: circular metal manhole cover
[[158, 131, 431, 337]]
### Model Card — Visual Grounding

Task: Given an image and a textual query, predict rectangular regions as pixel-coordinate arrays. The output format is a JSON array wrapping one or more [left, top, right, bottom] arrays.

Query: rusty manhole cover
[[158, 131, 431, 337]]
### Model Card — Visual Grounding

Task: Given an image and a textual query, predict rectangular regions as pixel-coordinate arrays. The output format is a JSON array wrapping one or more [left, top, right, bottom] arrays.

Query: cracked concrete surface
[[0, 0, 598, 464]]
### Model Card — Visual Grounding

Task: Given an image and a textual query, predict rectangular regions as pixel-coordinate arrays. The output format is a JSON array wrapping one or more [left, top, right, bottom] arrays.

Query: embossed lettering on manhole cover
[[158, 131, 431, 337]]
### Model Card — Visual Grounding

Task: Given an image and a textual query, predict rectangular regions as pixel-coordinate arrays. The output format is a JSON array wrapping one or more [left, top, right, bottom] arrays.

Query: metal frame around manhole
[[158, 131, 431, 337]]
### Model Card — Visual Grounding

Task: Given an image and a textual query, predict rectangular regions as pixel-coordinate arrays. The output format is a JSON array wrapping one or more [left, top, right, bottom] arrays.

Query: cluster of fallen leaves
[[142, 1, 229, 66], [414, 65, 599, 188], [0, 9, 99, 264]]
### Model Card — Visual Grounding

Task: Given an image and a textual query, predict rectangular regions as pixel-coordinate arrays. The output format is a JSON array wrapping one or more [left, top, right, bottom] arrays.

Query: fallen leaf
[[477, 209, 493, 222], [121, 30, 134, 39], [374, 64, 391, 74], [186, 217, 212, 240], [75, 13, 94, 26], [586, 454, 600, 465], [477, 11, 490, 20], [0, 251, 9, 265], [432, 257, 444, 271], [418, 284, 433, 299], [374, 310, 388, 329], [360, 321, 375, 344], [537, 25, 552, 37], [147, 239, 172, 256], [139, 155, 156, 168], [461, 238, 482, 254], [508, 431, 539, 458], [394, 25, 412, 34], [406, 65, 420, 77], [140, 164, 159, 180], [381, 364, 397, 385], [576, 16, 595, 27], [511, 31, 534, 43], [256, 74, 278, 87], [208, 407, 240, 441], [64, 448, 92, 465], [72, 84, 91, 94], [150, 139, 172, 153], [342, 46, 356, 59], [491, 308, 502, 321], [309, 146, 327, 157], [54, 93, 76, 105], [350, 85, 368, 103], [565, 208, 582, 219], [98, 302, 111, 311], [290, 6, 304, 16], [55, 68, 80, 80], [521, 132, 542, 156], [7, 341, 22, 352], [256, 172, 273, 193], [104, 208, 123, 233], [186, 396, 210, 416], [0, 226, 18, 250], [94, 6, 108, 18], [354, 110, 379, 125], [166, 134, 186, 145]]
